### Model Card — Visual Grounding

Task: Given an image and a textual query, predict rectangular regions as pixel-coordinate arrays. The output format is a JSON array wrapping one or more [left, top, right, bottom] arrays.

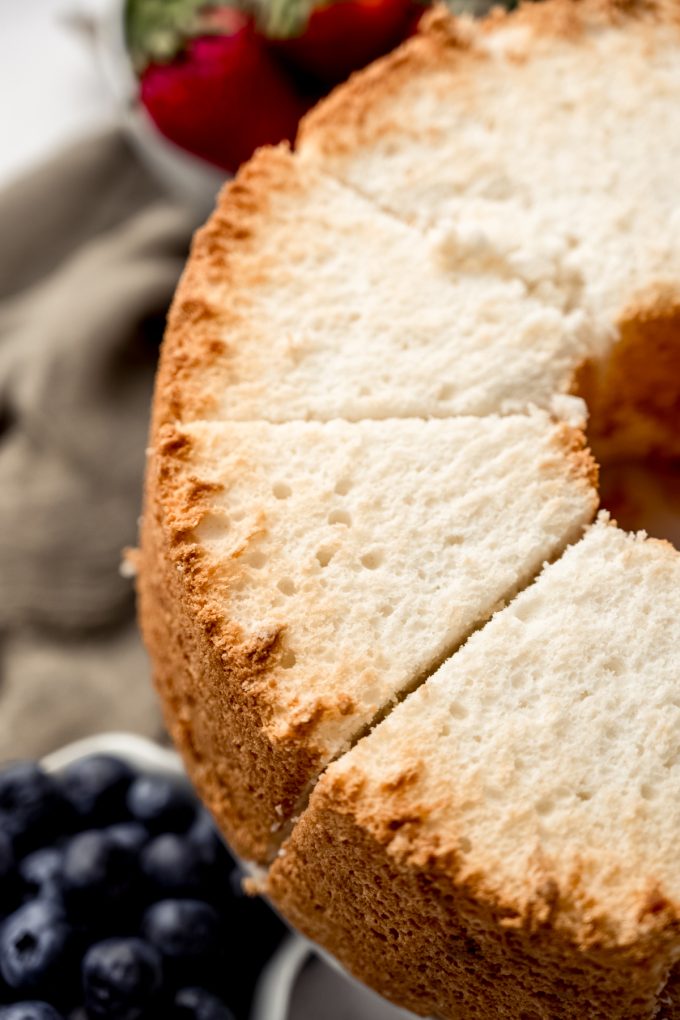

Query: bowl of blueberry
[[0, 734, 288, 1020]]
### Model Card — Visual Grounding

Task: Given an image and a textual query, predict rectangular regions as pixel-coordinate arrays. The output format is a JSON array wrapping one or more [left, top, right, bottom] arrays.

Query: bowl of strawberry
[[0, 734, 288, 1020], [98, 0, 425, 207]]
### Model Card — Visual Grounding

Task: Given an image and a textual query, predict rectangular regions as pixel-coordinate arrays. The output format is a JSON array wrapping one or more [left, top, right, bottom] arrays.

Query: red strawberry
[[268, 0, 416, 85], [405, 1, 427, 36], [139, 9, 308, 174]]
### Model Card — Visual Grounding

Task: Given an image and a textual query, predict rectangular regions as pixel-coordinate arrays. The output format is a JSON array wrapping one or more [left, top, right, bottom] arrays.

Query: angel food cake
[[138, 1, 680, 1017]]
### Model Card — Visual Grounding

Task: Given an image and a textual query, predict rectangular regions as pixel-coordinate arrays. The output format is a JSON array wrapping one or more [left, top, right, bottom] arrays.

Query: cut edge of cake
[[267, 517, 680, 1020], [138, 413, 597, 863], [152, 143, 595, 427]]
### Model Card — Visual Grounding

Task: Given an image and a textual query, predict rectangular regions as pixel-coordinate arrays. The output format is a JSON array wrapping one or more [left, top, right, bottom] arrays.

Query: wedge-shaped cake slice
[[299, 0, 680, 457], [155, 144, 591, 427], [139, 414, 596, 862], [269, 519, 680, 1020]]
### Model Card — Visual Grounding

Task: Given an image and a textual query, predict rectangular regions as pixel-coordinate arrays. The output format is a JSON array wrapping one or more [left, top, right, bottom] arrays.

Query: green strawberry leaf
[[125, 0, 212, 72]]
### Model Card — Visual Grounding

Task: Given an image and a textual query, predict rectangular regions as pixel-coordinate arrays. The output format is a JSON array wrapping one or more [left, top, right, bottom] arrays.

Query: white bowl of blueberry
[[0, 734, 288, 1020]]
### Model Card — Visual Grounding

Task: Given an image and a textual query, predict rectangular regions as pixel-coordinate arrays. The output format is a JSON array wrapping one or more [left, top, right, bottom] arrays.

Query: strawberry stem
[[261, 0, 317, 38]]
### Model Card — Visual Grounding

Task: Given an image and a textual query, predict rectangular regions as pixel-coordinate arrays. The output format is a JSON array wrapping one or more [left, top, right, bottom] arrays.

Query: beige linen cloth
[[0, 130, 200, 759]]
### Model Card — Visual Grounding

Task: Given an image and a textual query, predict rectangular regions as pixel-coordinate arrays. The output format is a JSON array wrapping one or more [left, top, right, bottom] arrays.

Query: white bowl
[[42, 732, 417, 1020], [42, 733, 295, 1020], [93, 0, 227, 214], [42, 731, 183, 777]]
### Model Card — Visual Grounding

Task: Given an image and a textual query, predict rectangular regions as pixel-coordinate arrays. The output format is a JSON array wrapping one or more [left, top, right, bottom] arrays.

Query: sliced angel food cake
[[138, 1, 680, 1012], [155, 144, 593, 428], [139, 413, 596, 863], [269, 519, 680, 1020]]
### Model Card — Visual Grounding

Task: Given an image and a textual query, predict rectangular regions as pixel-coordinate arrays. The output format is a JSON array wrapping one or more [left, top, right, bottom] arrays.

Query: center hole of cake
[[574, 301, 680, 550], [597, 458, 680, 550]]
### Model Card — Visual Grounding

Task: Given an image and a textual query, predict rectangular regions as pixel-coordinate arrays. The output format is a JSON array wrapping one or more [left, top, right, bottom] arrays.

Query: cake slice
[[298, 0, 680, 457], [269, 519, 680, 1020], [139, 413, 596, 863], [155, 144, 592, 427]]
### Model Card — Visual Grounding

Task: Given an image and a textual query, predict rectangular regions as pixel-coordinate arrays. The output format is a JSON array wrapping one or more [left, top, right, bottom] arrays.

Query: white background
[[0, 0, 117, 188]]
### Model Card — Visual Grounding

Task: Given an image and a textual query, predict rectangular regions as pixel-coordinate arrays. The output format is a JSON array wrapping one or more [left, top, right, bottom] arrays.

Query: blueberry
[[62, 832, 137, 918], [142, 899, 220, 961], [0, 1003, 64, 1020], [58, 757, 133, 829], [19, 849, 64, 905], [0, 833, 14, 885], [173, 987, 235, 1020], [126, 777, 194, 834], [0, 900, 73, 994], [0, 764, 62, 853], [0, 832, 18, 918], [104, 824, 148, 855], [187, 812, 231, 872], [140, 835, 204, 896], [82, 938, 161, 1020], [222, 895, 286, 1012]]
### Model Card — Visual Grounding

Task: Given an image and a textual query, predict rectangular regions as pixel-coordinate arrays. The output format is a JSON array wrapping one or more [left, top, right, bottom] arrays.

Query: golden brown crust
[[137, 426, 324, 863], [151, 145, 305, 430], [296, 20, 452, 161], [268, 776, 678, 1020], [551, 421, 600, 494]]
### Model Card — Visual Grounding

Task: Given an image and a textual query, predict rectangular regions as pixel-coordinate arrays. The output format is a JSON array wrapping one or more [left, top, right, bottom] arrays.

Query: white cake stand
[[43, 732, 418, 1020], [252, 935, 417, 1020]]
